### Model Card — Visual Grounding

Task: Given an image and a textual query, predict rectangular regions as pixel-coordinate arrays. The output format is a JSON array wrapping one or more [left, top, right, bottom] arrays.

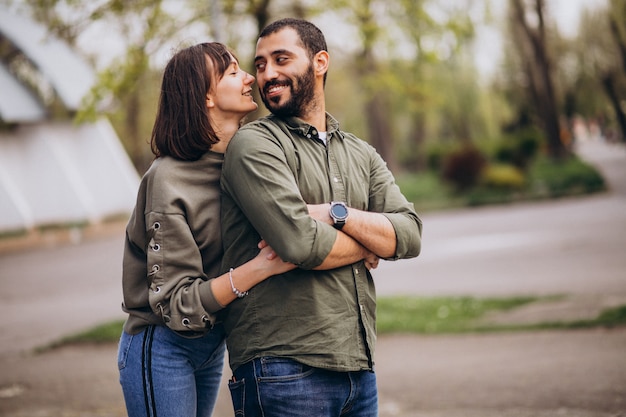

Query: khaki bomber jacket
[[122, 151, 224, 336], [220, 113, 423, 372]]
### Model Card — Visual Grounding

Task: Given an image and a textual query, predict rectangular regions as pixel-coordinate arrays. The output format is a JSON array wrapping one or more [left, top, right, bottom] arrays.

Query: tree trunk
[[602, 72, 626, 142], [354, 0, 399, 174], [364, 91, 398, 173], [409, 113, 427, 171], [510, 0, 567, 159], [126, 90, 150, 173], [608, 3, 626, 73]]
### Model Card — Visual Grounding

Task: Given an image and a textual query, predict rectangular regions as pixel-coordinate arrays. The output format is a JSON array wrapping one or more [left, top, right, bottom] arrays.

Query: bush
[[494, 128, 543, 170], [424, 142, 456, 171], [441, 145, 487, 191], [481, 163, 526, 190], [529, 155, 606, 197], [395, 147, 605, 212]]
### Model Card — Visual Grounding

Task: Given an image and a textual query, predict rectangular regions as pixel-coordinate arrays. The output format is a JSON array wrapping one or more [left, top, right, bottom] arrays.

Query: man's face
[[254, 28, 316, 118]]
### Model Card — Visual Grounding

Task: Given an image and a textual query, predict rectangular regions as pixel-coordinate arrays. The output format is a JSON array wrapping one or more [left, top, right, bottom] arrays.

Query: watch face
[[331, 203, 348, 219]]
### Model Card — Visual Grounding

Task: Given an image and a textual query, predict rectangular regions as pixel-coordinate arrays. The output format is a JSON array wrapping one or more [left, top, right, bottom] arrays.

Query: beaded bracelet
[[229, 268, 248, 298]]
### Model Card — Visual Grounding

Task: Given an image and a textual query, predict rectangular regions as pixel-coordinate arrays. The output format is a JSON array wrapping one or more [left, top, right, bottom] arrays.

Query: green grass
[[37, 297, 626, 352], [36, 319, 126, 353], [377, 296, 626, 334], [377, 296, 538, 334]]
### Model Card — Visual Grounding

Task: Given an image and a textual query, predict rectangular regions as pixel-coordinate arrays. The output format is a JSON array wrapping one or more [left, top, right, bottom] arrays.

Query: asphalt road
[[0, 138, 625, 417]]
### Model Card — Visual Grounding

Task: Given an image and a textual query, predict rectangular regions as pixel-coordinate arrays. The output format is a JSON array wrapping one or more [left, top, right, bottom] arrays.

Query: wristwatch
[[329, 201, 349, 229]]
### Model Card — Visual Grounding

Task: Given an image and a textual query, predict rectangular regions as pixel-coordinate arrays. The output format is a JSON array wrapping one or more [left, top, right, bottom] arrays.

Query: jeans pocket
[[258, 357, 314, 382], [256, 358, 319, 415], [117, 331, 133, 371], [228, 378, 245, 417]]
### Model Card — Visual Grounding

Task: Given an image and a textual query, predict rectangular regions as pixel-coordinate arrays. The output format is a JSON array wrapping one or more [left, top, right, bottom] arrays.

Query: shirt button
[[333, 177, 339, 183]]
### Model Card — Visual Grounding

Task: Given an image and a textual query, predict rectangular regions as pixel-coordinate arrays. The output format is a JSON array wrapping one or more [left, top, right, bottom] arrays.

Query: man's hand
[[364, 252, 379, 270]]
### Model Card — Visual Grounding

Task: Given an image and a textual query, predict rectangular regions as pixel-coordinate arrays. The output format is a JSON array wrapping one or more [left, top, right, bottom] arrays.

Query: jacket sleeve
[[145, 211, 219, 334]]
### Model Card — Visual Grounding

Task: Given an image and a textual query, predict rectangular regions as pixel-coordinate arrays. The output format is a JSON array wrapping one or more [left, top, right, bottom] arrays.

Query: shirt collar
[[271, 113, 343, 141]]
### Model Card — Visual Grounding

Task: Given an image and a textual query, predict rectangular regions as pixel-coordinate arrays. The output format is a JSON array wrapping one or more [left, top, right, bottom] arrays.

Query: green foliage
[[423, 141, 457, 172], [396, 171, 464, 213], [529, 155, 606, 197], [480, 163, 525, 190], [397, 141, 606, 210], [493, 128, 543, 170]]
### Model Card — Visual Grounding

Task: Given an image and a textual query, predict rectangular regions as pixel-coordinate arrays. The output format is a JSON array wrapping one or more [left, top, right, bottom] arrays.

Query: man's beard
[[260, 64, 316, 118]]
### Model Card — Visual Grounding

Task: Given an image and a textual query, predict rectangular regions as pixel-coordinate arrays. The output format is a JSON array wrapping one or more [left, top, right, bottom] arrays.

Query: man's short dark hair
[[259, 18, 328, 61]]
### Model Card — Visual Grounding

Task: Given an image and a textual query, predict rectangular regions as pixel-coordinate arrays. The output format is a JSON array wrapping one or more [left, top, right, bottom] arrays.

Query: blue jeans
[[228, 357, 378, 417], [118, 324, 226, 417]]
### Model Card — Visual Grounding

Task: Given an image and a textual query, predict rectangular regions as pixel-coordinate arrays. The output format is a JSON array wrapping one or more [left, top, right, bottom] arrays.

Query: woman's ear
[[314, 50, 329, 77], [206, 93, 215, 109]]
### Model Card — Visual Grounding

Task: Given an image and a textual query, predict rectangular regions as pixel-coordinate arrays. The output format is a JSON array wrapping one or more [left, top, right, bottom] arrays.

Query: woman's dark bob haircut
[[150, 42, 234, 161]]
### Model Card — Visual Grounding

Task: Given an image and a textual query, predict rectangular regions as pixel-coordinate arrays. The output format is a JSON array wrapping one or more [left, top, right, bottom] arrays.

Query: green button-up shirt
[[220, 113, 422, 372]]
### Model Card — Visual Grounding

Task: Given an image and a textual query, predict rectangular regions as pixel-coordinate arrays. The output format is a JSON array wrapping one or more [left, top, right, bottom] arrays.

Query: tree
[[10, 0, 494, 173], [566, 2, 626, 143], [509, 0, 567, 159], [353, 0, 398, 173], [382, 0, 478, 170], [605, 0, 626, 141]]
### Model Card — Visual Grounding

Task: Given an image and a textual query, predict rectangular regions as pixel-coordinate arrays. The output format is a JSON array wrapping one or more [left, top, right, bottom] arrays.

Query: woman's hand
[[257, 240, 296, 274]]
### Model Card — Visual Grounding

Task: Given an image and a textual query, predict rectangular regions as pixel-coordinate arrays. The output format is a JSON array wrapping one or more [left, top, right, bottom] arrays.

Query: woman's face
[[208, 55, 257, 119]]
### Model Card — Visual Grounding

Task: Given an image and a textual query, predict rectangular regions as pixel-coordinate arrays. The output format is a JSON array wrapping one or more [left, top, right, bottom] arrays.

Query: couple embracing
[[119, 17, 422, 417]]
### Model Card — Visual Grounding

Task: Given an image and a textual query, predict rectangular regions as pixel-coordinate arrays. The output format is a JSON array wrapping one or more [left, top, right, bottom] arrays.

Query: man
[[220, 17, 422, 417]]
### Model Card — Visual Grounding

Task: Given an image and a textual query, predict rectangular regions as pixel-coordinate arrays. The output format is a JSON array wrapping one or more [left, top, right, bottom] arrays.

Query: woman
[[117, 42, 293, 417]]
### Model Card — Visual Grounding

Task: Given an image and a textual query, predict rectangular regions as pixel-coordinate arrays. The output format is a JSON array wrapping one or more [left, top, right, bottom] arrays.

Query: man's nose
[[262, 62, 279, 80]]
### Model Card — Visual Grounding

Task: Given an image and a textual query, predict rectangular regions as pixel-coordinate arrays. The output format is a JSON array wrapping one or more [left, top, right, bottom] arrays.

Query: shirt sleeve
[[366, 145, 423, 260], [145, 211, 219, 333], [222, 128, 336, 269]]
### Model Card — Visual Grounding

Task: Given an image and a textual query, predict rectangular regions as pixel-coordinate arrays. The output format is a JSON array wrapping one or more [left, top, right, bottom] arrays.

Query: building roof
[[0, 61, 46, 122], [0, 7, 95, 120]]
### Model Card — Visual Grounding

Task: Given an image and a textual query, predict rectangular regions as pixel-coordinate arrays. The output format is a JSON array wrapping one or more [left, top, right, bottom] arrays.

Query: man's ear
[[314, 50, 329, 77]]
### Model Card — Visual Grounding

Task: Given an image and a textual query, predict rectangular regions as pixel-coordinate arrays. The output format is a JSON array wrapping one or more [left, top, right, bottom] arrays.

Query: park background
[[1, 1, 625, 417], [2, 0, 624, 221]]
